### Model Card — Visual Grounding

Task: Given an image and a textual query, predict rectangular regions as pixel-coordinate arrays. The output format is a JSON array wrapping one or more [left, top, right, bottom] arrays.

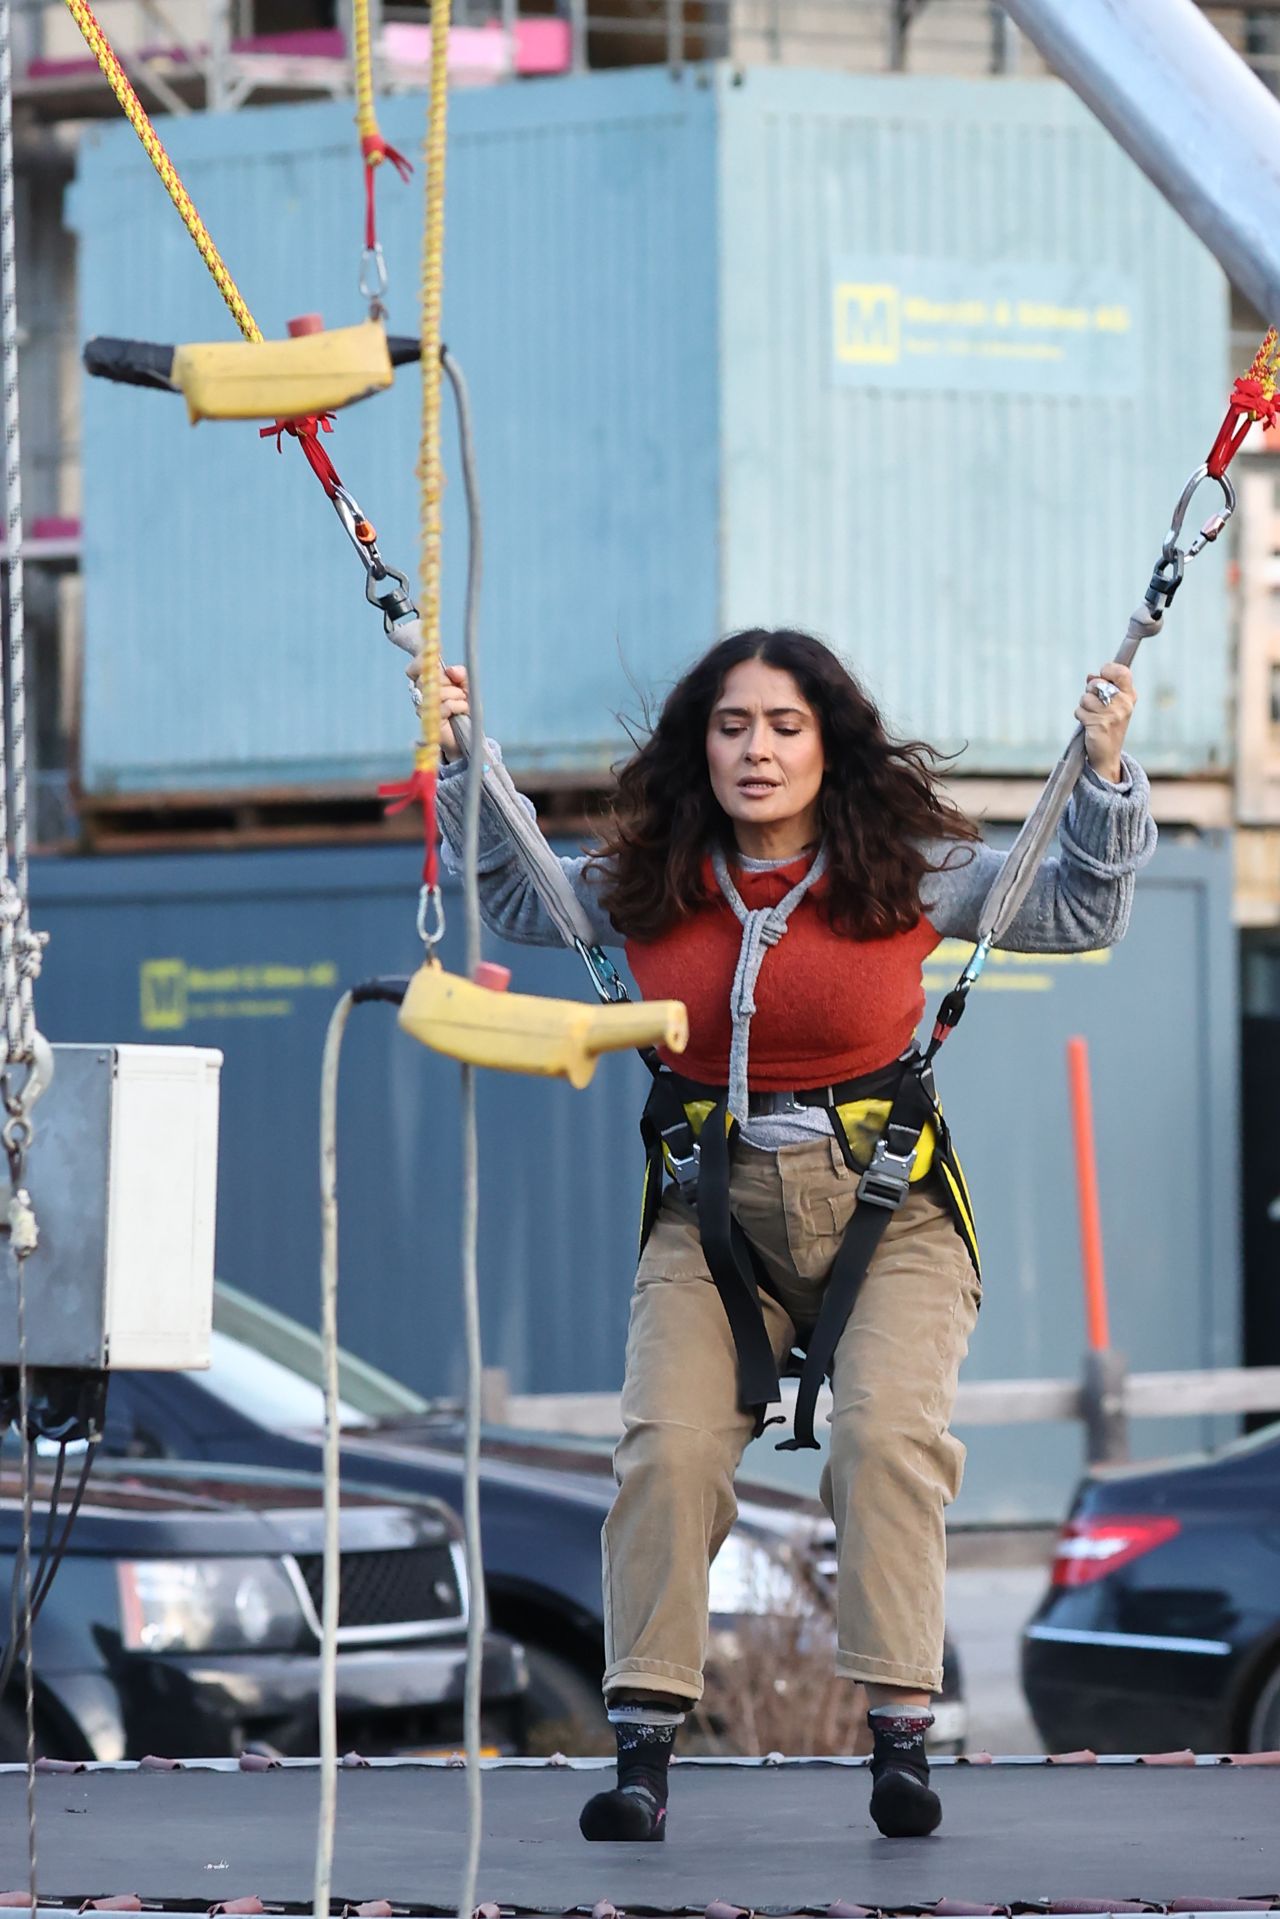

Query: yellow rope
[[1244, 326, 1280, 400], [352, 0, 379, 147], [415, 0, 451, 775], [61, 0, 262, 344]]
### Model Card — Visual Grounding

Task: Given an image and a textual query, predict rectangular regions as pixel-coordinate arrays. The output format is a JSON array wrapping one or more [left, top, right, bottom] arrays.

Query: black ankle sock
[[867, 1707, 941, 1840], [615, 1716, 676, 1808], [579, 1697, 684, 1842]]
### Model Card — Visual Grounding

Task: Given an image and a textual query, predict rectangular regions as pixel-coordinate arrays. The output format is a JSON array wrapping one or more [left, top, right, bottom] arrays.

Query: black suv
[[0, 1455, 526, 1761]]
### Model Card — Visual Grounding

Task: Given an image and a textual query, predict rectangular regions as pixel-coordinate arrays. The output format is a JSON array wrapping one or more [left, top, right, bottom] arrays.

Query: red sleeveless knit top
[[625, 854, 940, 1088]]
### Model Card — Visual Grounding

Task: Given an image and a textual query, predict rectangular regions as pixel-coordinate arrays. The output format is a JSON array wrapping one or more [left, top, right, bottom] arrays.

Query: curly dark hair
[[591, 628, 979, 941]]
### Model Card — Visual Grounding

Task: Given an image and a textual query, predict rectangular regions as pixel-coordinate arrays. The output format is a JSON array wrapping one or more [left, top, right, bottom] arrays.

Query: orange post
[[1066, 1035, 1110, 1353]]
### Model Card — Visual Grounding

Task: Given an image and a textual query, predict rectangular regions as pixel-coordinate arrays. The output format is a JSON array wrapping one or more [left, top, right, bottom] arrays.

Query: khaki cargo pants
[[602, 1133, 981, 1702]]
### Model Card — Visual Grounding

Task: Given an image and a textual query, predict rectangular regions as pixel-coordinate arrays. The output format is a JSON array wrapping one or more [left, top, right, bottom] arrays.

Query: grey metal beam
[[1002, 0, 1280, 318]]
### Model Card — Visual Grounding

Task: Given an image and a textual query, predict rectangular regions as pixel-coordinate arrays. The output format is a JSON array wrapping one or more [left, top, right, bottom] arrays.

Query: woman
[[428, 629, 1154, 1842]]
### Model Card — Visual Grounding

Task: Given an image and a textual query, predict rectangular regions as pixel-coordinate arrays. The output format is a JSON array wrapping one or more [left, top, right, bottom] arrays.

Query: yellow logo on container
[[139, 957, 340, 1030], [140, 959, 188, 1031], [834, 283, 900, 365]]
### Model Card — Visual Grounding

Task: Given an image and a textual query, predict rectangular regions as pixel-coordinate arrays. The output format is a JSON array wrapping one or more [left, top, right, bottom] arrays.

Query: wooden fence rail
[[479, 1365, 1280, 1447]]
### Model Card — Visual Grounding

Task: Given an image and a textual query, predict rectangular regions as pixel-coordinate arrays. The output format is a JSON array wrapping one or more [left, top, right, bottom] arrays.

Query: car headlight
[[117, 1558, 305, 1654], [708, 1533, 803, 1618]]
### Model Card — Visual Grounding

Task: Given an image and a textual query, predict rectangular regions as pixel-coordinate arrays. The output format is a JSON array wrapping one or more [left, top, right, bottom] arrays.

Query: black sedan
[[0, 1456, 526, 1762], [99, 1284, 967, 1752], [1021, 1421, 1280, 1753]]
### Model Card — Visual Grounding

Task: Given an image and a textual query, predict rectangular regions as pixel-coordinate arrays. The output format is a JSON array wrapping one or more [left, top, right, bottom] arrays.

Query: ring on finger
[[1089, 677, 1121, 707]]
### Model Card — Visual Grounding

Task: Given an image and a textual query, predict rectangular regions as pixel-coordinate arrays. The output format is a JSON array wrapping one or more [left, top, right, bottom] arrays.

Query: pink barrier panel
[[516, 18, 573, 73]]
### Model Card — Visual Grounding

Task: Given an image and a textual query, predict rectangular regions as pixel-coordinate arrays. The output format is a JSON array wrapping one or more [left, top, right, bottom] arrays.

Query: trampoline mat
[[1, 1759, 1277, 1912]]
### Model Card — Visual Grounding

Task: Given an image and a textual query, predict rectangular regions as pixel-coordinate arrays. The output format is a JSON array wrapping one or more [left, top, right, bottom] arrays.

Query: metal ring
[[417, 884, 446, 952], [359, 243, 389, 301], [1089, 678, 1120, 707]]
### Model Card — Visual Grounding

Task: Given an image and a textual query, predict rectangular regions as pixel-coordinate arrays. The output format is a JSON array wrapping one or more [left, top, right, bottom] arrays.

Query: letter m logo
[[140, 959, 188, 1032], [834, 283, 900, 365]]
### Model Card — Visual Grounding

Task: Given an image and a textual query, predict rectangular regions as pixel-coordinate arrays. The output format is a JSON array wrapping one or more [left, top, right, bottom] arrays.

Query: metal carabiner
[[1163, 463, 1237, 564], [330, 485, 376, 573], [417, 884, 446, 954], [0, 1030, 54, 1158], [575, 939, 629, 1005], [359, 243, 389, 305]]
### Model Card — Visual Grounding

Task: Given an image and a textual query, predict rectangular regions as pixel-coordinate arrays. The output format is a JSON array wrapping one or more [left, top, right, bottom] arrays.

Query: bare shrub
[[688, 1553, 872, 1757]]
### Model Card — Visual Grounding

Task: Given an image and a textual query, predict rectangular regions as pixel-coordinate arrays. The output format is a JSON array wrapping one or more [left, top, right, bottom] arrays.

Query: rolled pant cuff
[[835, 1649, 941, 1693], [603, 1657, 703, 1705]]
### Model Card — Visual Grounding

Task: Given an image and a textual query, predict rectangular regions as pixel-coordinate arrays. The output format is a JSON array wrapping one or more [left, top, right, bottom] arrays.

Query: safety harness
[[639, 1028, 980, 1453]]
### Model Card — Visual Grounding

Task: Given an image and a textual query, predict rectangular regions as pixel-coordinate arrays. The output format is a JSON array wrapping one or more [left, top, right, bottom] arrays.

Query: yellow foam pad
[[398, 963, 688, 1088], [171, 320, 394, 423]]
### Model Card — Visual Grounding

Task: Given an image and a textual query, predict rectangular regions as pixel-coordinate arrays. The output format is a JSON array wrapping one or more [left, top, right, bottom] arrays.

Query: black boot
[[867, 1706, 941, 1838], [579, 1695, 685, 1842]]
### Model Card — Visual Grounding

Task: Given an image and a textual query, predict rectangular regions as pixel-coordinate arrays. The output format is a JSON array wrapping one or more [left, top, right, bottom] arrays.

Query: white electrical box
[[0, 1044, 221, 1371]]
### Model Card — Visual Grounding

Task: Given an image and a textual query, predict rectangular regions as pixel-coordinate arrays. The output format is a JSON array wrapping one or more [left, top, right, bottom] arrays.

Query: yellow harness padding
[[398, 962, 688, 1087], [673, 1095, 935, 1180], [834, 1097, 936, 1181], [171, 321, 394, 424]]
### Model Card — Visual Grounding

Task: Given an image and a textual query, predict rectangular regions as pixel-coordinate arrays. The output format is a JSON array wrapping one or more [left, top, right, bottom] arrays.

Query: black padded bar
[[83, 337, 178, 392]]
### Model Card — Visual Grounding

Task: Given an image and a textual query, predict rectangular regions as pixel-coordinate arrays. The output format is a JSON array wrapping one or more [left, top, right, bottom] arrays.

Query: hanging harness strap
[[778, 1058, 938, 1452], [695, 1099, 786, 1419], [638, 1069, 783, 1424]]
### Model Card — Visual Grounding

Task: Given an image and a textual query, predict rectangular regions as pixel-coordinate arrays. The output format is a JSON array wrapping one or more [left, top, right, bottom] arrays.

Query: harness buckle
[[660, 1124, 700, 1193], [856, 1131, 918, 1211]]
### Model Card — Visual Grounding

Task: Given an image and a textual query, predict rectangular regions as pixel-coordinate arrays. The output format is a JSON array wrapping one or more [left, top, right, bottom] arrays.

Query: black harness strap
[[777, 1061, 937, 1452], [695, 1099, 784, 1420]]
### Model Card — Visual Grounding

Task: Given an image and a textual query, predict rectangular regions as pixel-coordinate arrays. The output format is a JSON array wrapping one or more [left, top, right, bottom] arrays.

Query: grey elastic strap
[[607, 1702, 686, 1729], [712, 842, 830, 1125], [449, 713, 597, 951], [975, 605, 1160, 949]]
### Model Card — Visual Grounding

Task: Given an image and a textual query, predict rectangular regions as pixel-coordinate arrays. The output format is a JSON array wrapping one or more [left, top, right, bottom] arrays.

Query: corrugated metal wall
[[717, 70, 1231, 774], [74, 66, 1231, 794], [71, 72, 721, 792], [31, 831, 1239, 1523]]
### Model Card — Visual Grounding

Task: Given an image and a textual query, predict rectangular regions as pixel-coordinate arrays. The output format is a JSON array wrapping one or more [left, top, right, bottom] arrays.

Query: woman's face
[[706, 658, 825, 849]]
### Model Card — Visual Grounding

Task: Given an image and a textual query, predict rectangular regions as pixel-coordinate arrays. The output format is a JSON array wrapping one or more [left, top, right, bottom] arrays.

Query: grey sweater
[[436, 744, 1158, 956]]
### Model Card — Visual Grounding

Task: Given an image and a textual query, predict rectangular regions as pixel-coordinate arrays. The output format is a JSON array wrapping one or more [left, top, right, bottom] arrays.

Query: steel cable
[[314, 988, 353, 1919], [443, 342, 486, 1919], [313, 348, 489, 1919]]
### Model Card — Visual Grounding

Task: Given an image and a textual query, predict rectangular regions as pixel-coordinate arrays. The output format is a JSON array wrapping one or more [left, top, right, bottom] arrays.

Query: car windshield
[[198, 1329, 373, 1432], [210, 1283, 433, 1428]]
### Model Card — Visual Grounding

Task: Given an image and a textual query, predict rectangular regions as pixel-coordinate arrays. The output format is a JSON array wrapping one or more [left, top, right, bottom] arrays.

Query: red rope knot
[[259, 412, 342, 496], [360, 132, 413, 182], [361, 134, 412, 254], [1229, 373, 1280, 430], [259, 411, 336, 453], [378, 762, 439, 889], [1207, 373, 1280, 478]]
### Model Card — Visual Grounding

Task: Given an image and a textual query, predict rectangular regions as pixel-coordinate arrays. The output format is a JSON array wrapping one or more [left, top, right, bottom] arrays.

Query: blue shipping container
[[32, 828, 1239, 1524], [71, 66, 1229, 794]]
